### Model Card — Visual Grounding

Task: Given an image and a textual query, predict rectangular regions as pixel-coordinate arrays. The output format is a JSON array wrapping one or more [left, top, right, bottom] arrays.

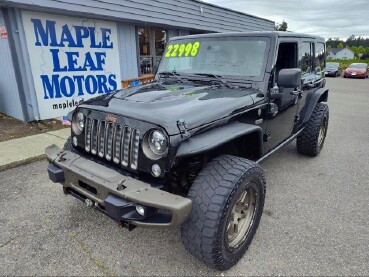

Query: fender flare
[[175, 122, 263, 158], [301, 88, 329, 124]]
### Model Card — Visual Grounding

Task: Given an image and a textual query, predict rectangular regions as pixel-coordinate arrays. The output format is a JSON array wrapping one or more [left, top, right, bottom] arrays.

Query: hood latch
[[177, 119, 189, 138]]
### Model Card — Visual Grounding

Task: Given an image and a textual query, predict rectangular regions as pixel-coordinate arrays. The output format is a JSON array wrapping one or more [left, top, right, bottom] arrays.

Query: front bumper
[[45, 144, 192, 227], [325, 71, 338, 76], [344, 72, 366, 78]]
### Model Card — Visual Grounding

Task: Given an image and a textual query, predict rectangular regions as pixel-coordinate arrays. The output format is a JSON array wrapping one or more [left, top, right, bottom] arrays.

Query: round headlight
[[72, 112, 85, 135], [149, 130, 168, 156]]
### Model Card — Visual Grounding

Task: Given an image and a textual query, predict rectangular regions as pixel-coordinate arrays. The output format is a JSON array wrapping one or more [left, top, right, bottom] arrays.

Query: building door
[[138, 27, 166, 76]]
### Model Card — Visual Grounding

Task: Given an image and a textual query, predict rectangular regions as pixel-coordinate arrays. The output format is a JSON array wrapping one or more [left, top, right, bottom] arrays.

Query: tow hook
[[85, 198, 94, 207]]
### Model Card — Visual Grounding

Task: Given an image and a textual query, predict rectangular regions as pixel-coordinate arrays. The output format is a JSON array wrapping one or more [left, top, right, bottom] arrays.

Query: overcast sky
[[203, 0, 369, 39]]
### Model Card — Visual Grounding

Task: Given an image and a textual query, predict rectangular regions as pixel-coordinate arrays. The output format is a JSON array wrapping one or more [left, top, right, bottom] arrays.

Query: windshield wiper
[[158, 71, 184, 83], [193, 73, 233, 88]]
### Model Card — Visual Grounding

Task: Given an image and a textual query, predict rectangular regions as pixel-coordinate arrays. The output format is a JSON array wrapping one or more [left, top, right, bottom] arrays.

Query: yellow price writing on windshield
[[165, 41, 201, 58]]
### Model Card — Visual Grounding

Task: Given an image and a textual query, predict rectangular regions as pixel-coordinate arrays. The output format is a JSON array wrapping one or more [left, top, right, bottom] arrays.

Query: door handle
[[290, 89, 302, 96]]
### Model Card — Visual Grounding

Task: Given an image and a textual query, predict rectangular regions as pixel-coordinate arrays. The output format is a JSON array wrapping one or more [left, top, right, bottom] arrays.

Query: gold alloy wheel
[[318, 116, 327, 148], [227, 186, 256, 248]]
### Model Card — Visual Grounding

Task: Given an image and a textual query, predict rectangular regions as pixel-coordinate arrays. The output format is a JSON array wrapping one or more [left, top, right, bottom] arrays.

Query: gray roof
[[172, 31, 325, 42], [0, 0, 275, 33], [329, 48, 354, 54]]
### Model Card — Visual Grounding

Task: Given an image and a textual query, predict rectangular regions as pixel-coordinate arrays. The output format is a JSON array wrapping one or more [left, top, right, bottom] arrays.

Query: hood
[[80, 82, 257, 135], [325, 66, 338, 71]]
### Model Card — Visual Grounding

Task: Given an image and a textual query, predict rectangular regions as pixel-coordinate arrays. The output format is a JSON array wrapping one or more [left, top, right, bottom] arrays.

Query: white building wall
[[0, 9, 25, 120], [334, 49, 355, 60]]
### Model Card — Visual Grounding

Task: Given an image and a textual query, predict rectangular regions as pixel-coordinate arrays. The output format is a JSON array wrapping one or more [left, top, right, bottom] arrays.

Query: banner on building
[[0, 26, 8, 39], [22, 11, 121, 119]]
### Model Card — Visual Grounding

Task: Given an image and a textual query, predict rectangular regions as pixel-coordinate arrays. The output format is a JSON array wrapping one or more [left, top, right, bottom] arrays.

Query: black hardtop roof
[[170, 31, 325, 42]]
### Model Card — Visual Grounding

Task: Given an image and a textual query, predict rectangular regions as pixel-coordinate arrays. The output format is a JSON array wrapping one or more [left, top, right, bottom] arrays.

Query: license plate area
[[78, 180, 98, 195]]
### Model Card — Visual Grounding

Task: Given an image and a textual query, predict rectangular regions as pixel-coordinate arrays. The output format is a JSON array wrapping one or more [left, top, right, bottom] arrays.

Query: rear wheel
[[181, 155, 266, 270], [297, 103, 329, 157]]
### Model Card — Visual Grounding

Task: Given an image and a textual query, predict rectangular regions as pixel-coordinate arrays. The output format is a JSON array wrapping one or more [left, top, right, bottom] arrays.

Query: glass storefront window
[[138, 27, 152, 75], [155, 29, 166, 71], [138, 27, 166, 76]]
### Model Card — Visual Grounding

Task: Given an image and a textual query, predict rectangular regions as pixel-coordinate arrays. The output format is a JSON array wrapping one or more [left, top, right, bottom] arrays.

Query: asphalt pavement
[[1, 77, 369, 276]]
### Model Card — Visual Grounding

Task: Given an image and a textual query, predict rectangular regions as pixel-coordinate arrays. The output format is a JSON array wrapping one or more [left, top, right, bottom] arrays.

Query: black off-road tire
[[296, 103, 329, 157], [181, 155, 266, 270]]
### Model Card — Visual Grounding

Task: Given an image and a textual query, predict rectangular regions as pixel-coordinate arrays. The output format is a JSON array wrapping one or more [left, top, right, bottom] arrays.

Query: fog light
[[151, 164, 161, 177], [136, 205, 145, 216], [72, 136, 78, 146]]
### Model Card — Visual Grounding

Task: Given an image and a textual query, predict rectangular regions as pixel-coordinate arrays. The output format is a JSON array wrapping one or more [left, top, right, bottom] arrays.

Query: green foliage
[[276, 20, 288, 31], [327, 35, 369, 50], [327, 35, 369, 58]]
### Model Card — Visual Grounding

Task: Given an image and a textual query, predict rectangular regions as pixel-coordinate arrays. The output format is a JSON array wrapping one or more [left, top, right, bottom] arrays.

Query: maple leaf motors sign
[[22, 11, 121, 119]]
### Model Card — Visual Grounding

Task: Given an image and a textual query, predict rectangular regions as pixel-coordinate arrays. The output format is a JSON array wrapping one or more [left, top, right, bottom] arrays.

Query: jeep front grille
[[85, 117, 140, 170]]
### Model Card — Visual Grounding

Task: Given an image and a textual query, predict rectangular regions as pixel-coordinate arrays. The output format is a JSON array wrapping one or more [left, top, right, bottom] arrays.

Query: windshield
[[157, 36, 270, 81], [349, 63, 367, 69], [326, 62, 339, 68]]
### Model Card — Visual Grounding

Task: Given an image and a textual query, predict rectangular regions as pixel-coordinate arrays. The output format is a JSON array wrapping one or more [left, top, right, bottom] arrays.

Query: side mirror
[[278, 68, 302, 88]]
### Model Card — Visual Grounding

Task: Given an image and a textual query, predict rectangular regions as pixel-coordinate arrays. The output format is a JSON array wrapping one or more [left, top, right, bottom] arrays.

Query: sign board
[[0, 26, 7, 39], [21, 11, 121, 119]]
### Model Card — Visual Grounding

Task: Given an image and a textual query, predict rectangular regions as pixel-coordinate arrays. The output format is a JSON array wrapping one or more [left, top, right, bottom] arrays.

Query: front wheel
[[181, 155, 266, 270], [297, 103, 329, 156]]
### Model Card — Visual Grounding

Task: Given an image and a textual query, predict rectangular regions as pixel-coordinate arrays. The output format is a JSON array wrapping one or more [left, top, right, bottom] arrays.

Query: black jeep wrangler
[[46, 31, 329, 270]]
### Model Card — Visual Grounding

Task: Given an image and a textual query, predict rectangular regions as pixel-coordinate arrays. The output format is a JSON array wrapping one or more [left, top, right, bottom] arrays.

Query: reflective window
[[138, 27, 166, 76], [158, 37, 270, 80], [154, 29, 167, 71], [315, 42, 326, 72], [300, 42, 313, 74]]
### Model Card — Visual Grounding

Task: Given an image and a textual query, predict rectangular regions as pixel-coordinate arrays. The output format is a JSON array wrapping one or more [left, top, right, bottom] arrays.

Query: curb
[[0, 129, 69, 172], [0, 154, 46, 172]]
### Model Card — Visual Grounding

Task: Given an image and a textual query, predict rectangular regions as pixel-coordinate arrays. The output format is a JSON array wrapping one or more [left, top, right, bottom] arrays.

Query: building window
[[138, 27, 166, 76]]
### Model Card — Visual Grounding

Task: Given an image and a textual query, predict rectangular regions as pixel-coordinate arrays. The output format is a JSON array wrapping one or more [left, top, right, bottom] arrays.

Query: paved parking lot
[[1, 77, 369, 276]]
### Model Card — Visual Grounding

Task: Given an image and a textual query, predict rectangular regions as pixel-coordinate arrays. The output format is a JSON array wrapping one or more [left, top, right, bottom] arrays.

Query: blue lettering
[[59, 24, 77, 47], [50, 49, 67, 72], [66, 52, 84, 71], [108, 74, 117, 91], [41, 74, 115, 99], [101, 28, 113, 48], [31, 19, 58, 47], [60, 76, 75, 97], [73, 75, 85, 96], [88, 27, 101, 48], [96, 75, 108, 93], [94, 52, 106, 70], [73, 25, 89, 47], [83, 52, 98, 71], [85, 75, 98, 94], [41, 74, 62, 99], [31, 19, 114, 49]]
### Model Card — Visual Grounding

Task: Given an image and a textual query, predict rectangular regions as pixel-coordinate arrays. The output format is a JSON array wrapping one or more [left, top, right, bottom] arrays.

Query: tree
[[276, 20, 288, 31], [357, 46, 365, 54], [337, 42, 344, 49]]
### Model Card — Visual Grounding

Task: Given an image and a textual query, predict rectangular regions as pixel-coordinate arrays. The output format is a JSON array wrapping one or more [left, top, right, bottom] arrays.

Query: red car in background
[[344, 63, 369, 79]]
